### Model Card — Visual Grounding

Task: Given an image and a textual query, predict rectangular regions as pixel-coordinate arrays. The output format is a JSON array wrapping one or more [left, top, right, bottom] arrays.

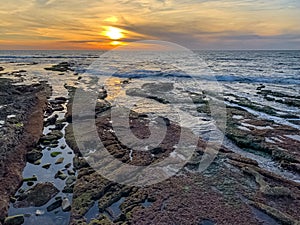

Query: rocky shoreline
[[0, 78, 51, 223], [64, 82, 300, 225], [0, 61, 300, 225]]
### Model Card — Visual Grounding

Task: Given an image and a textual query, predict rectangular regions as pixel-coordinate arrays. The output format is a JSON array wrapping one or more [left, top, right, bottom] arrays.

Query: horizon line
[[1, 49, 300, 51]]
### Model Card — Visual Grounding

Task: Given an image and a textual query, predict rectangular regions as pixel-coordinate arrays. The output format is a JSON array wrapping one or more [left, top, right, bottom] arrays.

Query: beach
[[0, 50, 299, 225]]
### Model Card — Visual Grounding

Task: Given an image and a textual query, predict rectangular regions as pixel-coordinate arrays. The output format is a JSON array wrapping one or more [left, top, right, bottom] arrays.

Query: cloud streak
[[0, 0, 299, 49]]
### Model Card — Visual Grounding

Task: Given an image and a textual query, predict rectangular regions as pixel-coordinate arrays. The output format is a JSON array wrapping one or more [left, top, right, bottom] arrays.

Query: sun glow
[[103, 26, 124, 40]]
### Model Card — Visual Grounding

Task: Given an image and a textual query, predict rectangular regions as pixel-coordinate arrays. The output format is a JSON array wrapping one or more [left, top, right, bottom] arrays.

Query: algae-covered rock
[[40, 130, 63, 144], [26, 149, 43, 163], [4, 215, 24, 225], [50, 151, 62, 157], [14, 182, 59, 208], [55, 170, 67, 180], [22, 175, 37, 182], [65, 175, 76, 186]]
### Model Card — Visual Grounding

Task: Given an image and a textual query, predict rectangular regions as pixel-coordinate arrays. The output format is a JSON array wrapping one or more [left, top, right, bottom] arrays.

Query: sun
[[104, 27, 124, 40]]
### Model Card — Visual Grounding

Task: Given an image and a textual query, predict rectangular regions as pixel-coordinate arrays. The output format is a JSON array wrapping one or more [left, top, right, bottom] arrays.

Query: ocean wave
[[112, 72, 300, 85]]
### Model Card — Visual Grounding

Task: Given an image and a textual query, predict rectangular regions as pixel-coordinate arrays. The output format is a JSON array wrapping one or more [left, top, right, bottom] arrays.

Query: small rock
[[42, 163, 51, 169], [27, 182, 34, 186], [44, 62, 73, 72], [55, 196, 62, 201], [4, 215, 24, 225], [51, 151, 62, 157], [18, 189, 25, 194], [65, 163, 71, 169], [40, 130, 63, 143], [52, 104, 64, 111], [49, 143, 59, 148], [10, 197, 17, 203], [150, 147, 164, 155], [35, 209, 45, 216], [33, 159, 41, 165], [65, 175, 76, 186], [46, 199, 62, 212], [26, 149, 43, 164], [50, 122, 65, 131], [60, 144, 67, 149], [62, 198, 71, 212], [55, 170, 67, 180], [23, 175, 37, 182], [67, 169, 75, 176], [7, 115, 16, 119], [62, 185, 74, 193], [55, 97, 67, 102], [44, 114, 58, 126], [55, 157, 64, 164]]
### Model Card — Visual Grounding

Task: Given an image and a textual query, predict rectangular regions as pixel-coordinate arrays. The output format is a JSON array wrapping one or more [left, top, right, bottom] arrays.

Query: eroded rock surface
[[0, 78, 51, 221]]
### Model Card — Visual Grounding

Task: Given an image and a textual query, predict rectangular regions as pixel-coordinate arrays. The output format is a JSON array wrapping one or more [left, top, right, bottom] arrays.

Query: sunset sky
[[0, 0, 299, 50]]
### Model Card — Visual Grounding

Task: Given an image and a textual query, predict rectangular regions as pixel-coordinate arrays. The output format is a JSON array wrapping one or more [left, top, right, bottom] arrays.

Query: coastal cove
[[0, 50, 299, 225]]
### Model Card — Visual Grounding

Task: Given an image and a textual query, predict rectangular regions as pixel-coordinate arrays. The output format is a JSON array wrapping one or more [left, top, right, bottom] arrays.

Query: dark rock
[[67, 169, 76, 176], [55, 170, 67, 180], [23, 175, 37, 182], [49, 99, 66, 105], [51, 151, 62, 157], [44, 114, 58, 126], [14, 182, 59, 208], [42, 163, 51, 169], [4, 215, 24, 225], [40, 130, 63, 143], [142, 82, 174, 93], [47, 199, 62, 212], [65, 175, 76, 186], [27, 182, 34, 186], [256, 85, 266, 90], [55, 96, 67, 102], [150, 147, 164, 155], [62, 185, 74, 194], [44, 62, 74, 72], [65, 163, 72, 169], [49, 123, 66, 131], [26, 149, 43, 163], [98, 89, 107, 99], [52, 104, 64, 112]]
